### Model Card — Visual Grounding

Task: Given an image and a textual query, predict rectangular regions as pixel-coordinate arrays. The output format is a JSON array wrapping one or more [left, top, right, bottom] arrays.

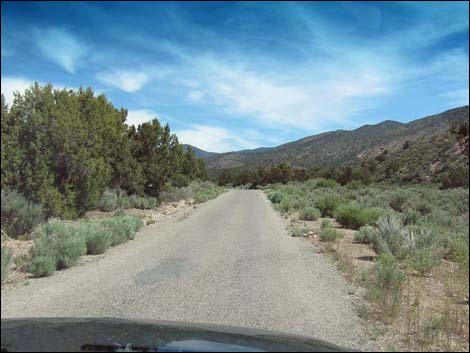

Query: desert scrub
[[299, 207, 321, 221], [315, 194, 341, 217], [321, 219, 331, 229], [99, 189, 156, 211], [369, 253, 405, 317], [334, 204, 383, 229], [1, 246, 13, 283], [1, 189, 44, 238], [355, 225, 375, 244], [29, 256, 55, 277], [32, 219, 87, 274], [320, 227, 342, 242], [77, 221, 112, 255], [315, 178, 339, 189], [291, 226, 309, 237]]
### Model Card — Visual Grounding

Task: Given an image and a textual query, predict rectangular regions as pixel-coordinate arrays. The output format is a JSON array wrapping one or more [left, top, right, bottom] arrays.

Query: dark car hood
[[1, 317, 352, 352]]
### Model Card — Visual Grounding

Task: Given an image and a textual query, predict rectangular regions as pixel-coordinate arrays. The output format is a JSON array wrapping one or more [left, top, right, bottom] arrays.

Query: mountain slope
[[204, 106, 469, 170], [182, 144, 219, 159]]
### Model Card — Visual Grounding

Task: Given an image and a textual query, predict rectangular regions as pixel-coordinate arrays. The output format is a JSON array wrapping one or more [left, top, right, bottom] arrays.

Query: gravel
[[1, 190, 375, 350]]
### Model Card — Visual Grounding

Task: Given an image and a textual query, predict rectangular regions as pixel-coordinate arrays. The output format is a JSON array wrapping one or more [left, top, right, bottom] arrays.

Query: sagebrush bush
[[291, 226, 309, 237], [315, 194, 341, 217], [315, 178, 339, 189], [355, 225, 375, 243], [77, 222, 112, 255], [32, 219, 87, 270], [320, 227, 342, 242], [389, 191, 408, 212], [98, 189, 119, 211], [334, 204, 383, 229], [321, 219, 331, 229], [1, 189, 44, 238], [1, 246, 13, 282], [370, 215, 416, 259], [405, 249, 438, 276], [299, 207, 321, 221], [30, 256, 55, 277]]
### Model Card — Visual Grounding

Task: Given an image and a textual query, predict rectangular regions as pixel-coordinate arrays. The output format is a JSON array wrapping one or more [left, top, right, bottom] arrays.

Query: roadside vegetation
[[1, 85, 226, 283], [265, 178, 469, 351]]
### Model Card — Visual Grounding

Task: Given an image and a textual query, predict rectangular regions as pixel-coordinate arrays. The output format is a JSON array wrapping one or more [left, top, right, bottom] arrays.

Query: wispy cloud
[[96, 69, 151, 92], [176, 125, 260, 152], [35, 28, 89, 73]]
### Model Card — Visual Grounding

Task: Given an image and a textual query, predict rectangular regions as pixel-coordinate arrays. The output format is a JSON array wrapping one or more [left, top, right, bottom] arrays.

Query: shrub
[[370, 215, 415, 259], [98, 189, 119, 211], [1, 246, 13, 283], [1, 189, 44, 238], [321, 219, 331, 229], [78, 222, 112, 255], [98, 217, 129, 246], [170, 173, 190, 188], [30, 256, 55, 277], [32, 219, 87, 270], [334, 204, 383, 230], [315, 178, 339, 189], [279, 199, 293, 214], [315, 194, 341, 217], [373, 253, 405, 305], [268, 191, 284, 204], [389, 191, 407, 212], [368, 253, 406, 318], [405, 249, 438, 276], [114, 208, 126, 217], [291, 226, 309, 237], [299, 207, 321, 221], [320, 227, 342, 242], [355, 225, 375, 244]]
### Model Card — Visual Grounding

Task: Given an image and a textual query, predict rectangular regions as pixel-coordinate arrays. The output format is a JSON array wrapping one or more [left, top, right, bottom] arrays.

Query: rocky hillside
[[202, 106, 469, 170]]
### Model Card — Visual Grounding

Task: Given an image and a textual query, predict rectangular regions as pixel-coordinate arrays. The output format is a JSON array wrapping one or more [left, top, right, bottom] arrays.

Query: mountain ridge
[[194, 106, 469, 170]]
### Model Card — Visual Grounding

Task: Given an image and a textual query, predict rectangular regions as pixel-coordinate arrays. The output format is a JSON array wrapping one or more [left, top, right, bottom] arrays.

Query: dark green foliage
[[0, 84, 207, 219], [1, 246, 13, 282], [1, 189, 44, 238], [315, 194, 341, 217], [334, 204, 383, 229]]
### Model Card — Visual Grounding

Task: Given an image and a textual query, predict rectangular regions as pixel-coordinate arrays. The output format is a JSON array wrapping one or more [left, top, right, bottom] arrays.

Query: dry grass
[[284, 215, 469, 351]]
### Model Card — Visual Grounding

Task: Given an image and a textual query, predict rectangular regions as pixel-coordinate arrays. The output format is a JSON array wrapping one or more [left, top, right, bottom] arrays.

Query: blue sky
[[1, 1, 469, 152]]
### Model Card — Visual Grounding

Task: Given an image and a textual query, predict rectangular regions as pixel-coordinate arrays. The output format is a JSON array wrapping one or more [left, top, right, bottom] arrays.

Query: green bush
[[315, 194, 341, 217], [98, 189, 119, 211], [355, 225, 375, 243], [321, 219, 331, 229], [320, 227, 342, 242], [1, 246, 13, 283], [268, 191, 284, 204], [98, 217, 129, 246], [389, 191, 408, 212], [334, 204, 383, 229], [405, 249, 438, 276], [1, 189, 44, 238], [78, 222, 112, 255], [315, 178, 339, 189], [370, 215, 415, 259], [30, 256, 55, 277], [291, 226, 309, 237], [299, 207, 321, 221], [32, 219, 87, 270]]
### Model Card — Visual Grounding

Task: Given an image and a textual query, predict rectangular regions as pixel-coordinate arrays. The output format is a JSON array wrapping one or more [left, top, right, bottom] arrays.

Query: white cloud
[[125, 109, 156, 127], [176, 125, 259, 153], [36, 28, 89, 74], [96, 69, 150, 92], [187, 90, 205, 103], [1, 77, 35, 106]]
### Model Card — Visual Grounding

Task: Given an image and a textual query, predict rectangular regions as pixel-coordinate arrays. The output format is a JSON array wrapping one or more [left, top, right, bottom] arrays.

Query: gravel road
[[1, 190, 373, 350]]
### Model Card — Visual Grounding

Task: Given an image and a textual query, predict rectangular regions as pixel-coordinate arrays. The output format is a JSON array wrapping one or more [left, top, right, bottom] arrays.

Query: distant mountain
[[182, 144, 219, 159], [203, 106, 469, 170]]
